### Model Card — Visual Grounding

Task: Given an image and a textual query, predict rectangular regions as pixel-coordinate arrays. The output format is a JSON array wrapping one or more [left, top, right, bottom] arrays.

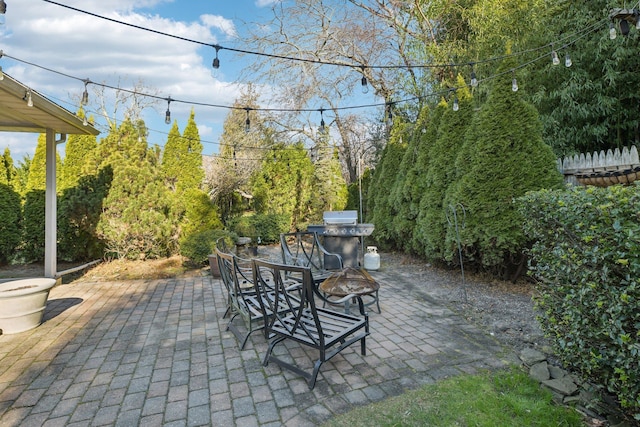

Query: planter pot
[[0, 278, 56, 334], [208, 254, 221, 278]]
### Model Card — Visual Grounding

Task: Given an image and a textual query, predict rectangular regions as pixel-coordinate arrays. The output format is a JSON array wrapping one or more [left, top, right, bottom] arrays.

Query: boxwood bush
[[179, 229, 237, 266], [518, 184, 640, 420]]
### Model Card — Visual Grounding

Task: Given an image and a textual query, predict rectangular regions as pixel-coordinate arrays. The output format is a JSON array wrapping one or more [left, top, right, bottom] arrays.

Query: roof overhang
[[0, 72, 99, 136]]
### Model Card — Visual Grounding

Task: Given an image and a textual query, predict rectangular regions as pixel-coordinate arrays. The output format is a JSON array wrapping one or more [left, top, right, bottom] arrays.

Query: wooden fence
[[558, 146, 640, 187]]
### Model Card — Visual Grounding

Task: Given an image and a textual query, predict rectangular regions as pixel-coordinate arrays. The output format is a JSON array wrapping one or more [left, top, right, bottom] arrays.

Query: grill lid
[[323, 210, 358, 225]]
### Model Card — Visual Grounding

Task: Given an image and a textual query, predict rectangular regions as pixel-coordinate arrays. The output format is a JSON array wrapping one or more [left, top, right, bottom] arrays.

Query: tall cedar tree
[[96, 119, 177, 259], [368, 118, 409, 246], [389, 104, 432, 252], [410, 101, 446, 254], [445, 59, 563, 275], [310, 133, 348, 223], [21, 135, 63, 262], [60, 111, 98, 190], [418, 80, 473, 261], [0, 148, 21, 264], [251, 142, 314, 231]]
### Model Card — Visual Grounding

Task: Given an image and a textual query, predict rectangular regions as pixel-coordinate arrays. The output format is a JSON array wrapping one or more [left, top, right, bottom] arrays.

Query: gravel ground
[[374, 250, 551, 356]]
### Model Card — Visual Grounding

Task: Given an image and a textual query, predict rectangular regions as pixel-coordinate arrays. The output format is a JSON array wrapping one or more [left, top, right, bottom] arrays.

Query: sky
[[0, 0, 284, 161]]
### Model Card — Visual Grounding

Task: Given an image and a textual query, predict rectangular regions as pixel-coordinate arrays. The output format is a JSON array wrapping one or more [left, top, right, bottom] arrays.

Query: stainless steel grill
[[307, 211, 374, 267]]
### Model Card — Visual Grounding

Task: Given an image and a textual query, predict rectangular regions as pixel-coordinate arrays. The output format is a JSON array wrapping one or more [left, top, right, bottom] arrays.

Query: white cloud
[[201, 15, 237, 39], [0, 0, 247, 158], [255, 0, 281, 8]]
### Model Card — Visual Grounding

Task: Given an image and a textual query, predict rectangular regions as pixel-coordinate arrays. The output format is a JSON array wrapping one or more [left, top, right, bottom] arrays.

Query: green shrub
[[229, 213, 289, 244], [518, 184, 640, 420], [0, 183, 21, 264], [179, 229, 237, 266]]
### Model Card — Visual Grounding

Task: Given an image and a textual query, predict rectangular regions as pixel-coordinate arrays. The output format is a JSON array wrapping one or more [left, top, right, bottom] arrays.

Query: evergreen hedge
[[518, 185, 640, 419], [0, 183, 21, 264]]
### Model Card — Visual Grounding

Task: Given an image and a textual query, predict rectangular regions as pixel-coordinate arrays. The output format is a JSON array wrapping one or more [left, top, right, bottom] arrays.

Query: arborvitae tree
[[179, 109, 205, 192], [251, 142, 314, 231], [1, 148, 18, 188], [14, 155, 31, 198], [368, 118, 409, 246], [179, 188, 223, 239], [21, 135, 63, 262], [445, 59, 563, 277], [96, 119, 177, 259], [0, 148, 21, 264], [60, 111, 98, 190], [418, 81, 473, 260], [389, 106, 433, 252], [161, 121, 183, 192], [408, 101, 445, 254], [26, 134, 62, 192], [310, 133, 348, 222], [21, 190, 45, 262]]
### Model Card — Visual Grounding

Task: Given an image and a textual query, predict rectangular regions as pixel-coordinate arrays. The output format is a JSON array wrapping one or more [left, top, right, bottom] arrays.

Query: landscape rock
[[529, 361, 550, 382], [542, 377, 579, 396], [519, 347, 546, 365], [548, 365, 566, 379]]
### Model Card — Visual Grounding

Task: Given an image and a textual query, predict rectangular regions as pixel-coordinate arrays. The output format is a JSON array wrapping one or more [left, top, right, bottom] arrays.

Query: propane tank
[[364, 246, 380, 270]]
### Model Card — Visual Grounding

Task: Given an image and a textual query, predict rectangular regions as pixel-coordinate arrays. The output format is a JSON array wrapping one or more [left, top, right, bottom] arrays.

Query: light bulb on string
[[360, 66, 369, 94], [565, 53, 572, 68], [636, 11, 640, 30], [319, 108, 326, 133], [165, 97, 172, 124], [620, 19, 630, 36], [81, 79, 90, 106], [386, 101, 394, 128], [609, 22, 617, 40], [244, 108, 251, 133], [0, 65, 4, 81], [83, 115, 88, 126], [551, 49, 560, 66], [470, 64, 478, 88], [452, 95, 459, 112], [212, 45, 220, 69], [511, 72, 518, 92]]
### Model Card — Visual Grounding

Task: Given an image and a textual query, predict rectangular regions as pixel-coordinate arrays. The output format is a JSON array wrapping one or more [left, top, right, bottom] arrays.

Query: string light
[[470, 63, 478, 88], [452, 94, 459, 112], [42, 0, 605, 73], [83, 115, 88, 126], [165, 97, 172, 124], [0, 65, 4, 81], [244, 107, 251, 133], [81, 79, 90, 106], [360, 66, 369, 94], [212, 45, 220, 69], [511, 72, 519, 92], [565, 52, 572, 68], [636, 11, 640, 30], [609, 22, 617, 39], [551, 48, 560, 66], [319, 108, 325, 133]]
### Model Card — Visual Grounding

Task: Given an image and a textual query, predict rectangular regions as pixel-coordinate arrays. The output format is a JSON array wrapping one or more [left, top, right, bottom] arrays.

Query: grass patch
[[79, 255, 198, 281], [323, 367, 584, 427]]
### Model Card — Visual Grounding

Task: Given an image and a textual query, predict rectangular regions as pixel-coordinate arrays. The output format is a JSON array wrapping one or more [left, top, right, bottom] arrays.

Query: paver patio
[[0, 254, 512, 426]]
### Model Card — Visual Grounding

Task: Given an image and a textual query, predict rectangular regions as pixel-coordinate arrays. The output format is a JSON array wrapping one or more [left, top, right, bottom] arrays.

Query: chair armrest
[[314, 236, 343, 269]]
